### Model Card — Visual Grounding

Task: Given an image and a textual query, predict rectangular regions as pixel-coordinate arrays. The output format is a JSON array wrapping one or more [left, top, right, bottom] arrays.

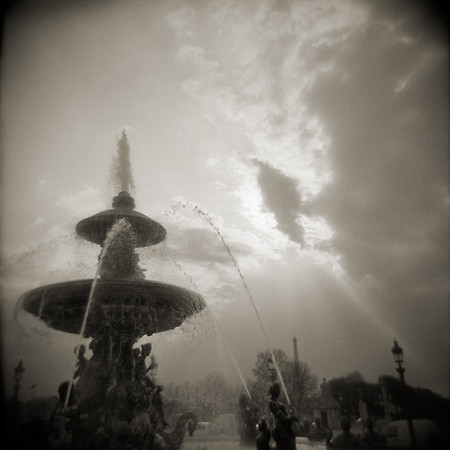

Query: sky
[[0, 0, 448, 402]]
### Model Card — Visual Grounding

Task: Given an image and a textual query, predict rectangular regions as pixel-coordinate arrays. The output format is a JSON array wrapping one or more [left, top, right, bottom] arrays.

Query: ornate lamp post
[[13, 360, 24, 403], [391, 339, 417, 448]]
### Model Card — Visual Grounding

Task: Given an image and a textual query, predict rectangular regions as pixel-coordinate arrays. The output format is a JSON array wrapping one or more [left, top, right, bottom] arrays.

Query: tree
[[328, 373, 450, 422], [380, 375, 450, 421], [293, 359, 318, 416], [249, 349, 317, 419], [196, 372, 229, 419], [163, 373, 241, 421], [329, 371, 368, 418], [162, 382, 188, 419]]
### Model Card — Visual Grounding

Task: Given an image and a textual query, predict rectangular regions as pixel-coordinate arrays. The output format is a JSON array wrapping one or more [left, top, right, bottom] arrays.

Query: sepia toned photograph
[[0, 1, 448, 449]]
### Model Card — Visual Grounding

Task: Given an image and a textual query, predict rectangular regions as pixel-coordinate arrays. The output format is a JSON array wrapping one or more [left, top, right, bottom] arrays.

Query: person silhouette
[[329, 416, 361, 447], [268, 383, 298, 450], [256, 419, 272, 450], [362, 418, 385, 446], [309, 417, 332, 443]]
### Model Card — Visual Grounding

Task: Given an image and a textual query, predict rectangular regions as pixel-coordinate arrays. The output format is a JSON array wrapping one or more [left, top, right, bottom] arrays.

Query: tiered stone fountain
[[19, 186, 206, 448]]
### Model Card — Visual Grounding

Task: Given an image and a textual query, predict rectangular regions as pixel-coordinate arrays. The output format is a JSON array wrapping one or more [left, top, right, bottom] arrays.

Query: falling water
[[170, 257, 252, 398], [64, 218, 131, 407], [3, 233, 76, 278], [171, 201, 291, 404], [12, 233, 88, 341], [207, 307, 252, 399]]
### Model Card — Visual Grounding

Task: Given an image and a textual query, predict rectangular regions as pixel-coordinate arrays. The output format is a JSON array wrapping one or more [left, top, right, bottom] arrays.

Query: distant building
[[311, 378, 341, 430]]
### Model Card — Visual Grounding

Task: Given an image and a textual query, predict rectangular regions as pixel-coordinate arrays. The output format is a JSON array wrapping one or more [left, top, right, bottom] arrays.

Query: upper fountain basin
[[19, 279, 206, 338], [76, 209, 167, 247], [75, 191, 167, 247]]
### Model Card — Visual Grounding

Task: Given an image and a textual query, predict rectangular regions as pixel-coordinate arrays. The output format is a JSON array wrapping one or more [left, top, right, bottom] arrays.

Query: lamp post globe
[[391, 339, 404, 367]]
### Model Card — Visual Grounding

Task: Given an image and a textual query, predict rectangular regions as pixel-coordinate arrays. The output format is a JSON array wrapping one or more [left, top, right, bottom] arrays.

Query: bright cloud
[[166, 0, 349, 266]]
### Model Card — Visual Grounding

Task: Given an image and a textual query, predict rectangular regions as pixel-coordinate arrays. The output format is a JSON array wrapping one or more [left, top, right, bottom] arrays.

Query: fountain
[[17, 139, 207, 449]]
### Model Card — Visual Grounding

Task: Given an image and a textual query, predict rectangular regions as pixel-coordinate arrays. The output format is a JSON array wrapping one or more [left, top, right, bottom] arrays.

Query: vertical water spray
[[113, 130, 135, 194]]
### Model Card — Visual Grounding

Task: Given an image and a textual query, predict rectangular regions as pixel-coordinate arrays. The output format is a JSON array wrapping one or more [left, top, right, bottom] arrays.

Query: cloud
[[305, 0, 448, 279], [167, 227, 231, 265], [252, 159, 305, 246], [303, 0, 448, 391], [56, 184, 104, 217], [164, 0, 352, 276], [167, 0, 340, 200]]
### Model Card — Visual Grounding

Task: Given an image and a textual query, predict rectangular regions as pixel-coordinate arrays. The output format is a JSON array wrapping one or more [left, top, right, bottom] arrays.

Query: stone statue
[[73, 344, 88, 380], [134, 343, 153, 383]]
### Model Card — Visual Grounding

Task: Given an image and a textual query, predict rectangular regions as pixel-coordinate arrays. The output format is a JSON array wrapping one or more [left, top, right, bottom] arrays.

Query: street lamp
[[391, 339, 417, 449], [13, 360, 25, 402]]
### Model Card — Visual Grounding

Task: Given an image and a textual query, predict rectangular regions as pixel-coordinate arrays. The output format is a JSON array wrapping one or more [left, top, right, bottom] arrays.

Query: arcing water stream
[[171, 201, 291, 405]]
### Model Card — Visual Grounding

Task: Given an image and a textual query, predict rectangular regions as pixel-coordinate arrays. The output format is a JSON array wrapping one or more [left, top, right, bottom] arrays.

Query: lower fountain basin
[[19, 279, 206, 338]]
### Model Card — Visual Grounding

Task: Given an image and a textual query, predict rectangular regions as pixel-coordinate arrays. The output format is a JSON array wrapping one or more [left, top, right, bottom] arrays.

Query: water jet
[[171, 200, 291, 405]]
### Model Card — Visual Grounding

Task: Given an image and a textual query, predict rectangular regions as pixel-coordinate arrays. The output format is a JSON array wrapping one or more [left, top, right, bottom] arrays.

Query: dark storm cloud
[[305, 1, 448, 391], [252, 159, 305, 246], [306, 1, 447, 282]]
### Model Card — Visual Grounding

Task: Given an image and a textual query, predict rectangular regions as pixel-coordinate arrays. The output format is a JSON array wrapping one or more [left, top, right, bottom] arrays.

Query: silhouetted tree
[[380, 375, 450, 421], [196, 373, 229, 419], [162, 373, 240, 421], [329, 371, 366, 418], [409, 386, 450, 422], [328, 373, 450, 422], [249, 349, 317, 419], [162, 383, 185, 419]]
